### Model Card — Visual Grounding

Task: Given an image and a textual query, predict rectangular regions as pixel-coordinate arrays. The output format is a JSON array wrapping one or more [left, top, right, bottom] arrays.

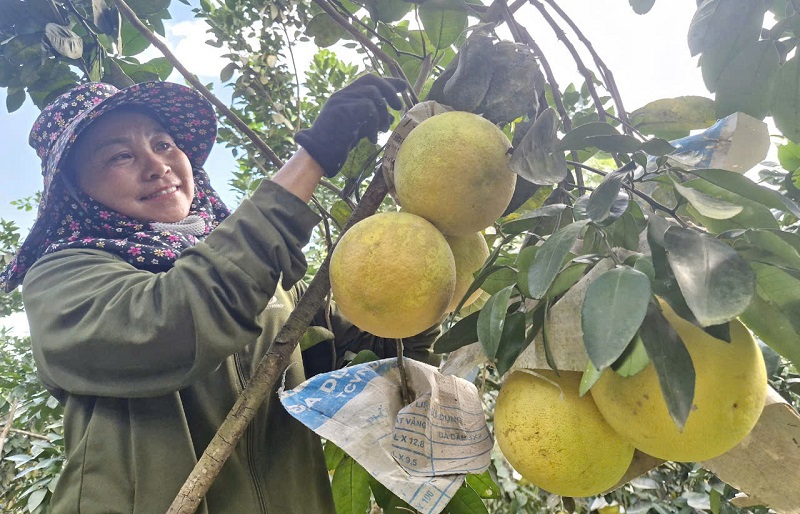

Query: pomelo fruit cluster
[[494, 298, 768, 497], [329, 111, 516, 338]]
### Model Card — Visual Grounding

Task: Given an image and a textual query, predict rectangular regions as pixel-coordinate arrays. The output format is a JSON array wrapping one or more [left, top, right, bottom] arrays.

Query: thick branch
[[167, 174, 391, 514], [0, 400, 19, 457], [112, 0, 285, 170]]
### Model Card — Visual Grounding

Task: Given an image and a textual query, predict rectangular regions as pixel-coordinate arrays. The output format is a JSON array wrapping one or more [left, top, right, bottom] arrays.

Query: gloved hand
[[295, 74, 408, 177]]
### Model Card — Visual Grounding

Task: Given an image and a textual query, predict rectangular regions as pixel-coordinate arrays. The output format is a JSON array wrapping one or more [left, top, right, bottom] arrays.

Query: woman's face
[[70, 108, 195, 223]]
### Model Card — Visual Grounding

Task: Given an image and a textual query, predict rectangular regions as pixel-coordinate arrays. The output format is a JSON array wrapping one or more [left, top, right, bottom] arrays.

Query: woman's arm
[[272, 149, 325, 203]]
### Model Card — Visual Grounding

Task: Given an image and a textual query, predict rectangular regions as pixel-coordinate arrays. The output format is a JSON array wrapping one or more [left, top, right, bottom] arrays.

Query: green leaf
[[681, 178, 781, 233], [582, 267, 651, 369], [305, 13, 347, 48], [715, 40, 779, 119], [740, 287, 800, 369], [434, 311, 479, 353], [347, 350, 380, 366], [509, 108, 568, 185], [545, 262, 589, 300], [369, 476, 414, 513], [45, 23, 83, 59], [495, 311, 527, 376], [219, 62, 237, 83], [586, 165, 632, 224], [691, 168, 800, 219], [465, 471, 501, 499], [5, 88, 25, 112], [27, 488, 47, 513], [733, 229, 800, 271], [612, 334, 651, 377], [330, 200, 353, 230], [443, 485, 490, 514], [126, 0, 169, 16], [772, 54, 800, 142], [673, 181, 744, 219], [556, 122, 620, 151], [585, 134, 643, 154], [92, 0, 120, 36], [120, 19, 150, 56], [750, 263, 800, 333], [778, 141, 800, 171], [324, 441, 346, 471], [300, 326, 335, 351], [477, 285, 514, 360], [629, 0, 655, 14], [663, 226, 755, 326], [340, 139, 379, 180], [579, 359, 603, 396], [687, 0, 766, 57], [639, 301, 696, 431], [501, 203, 570, 236], [527, 220, 589, 299], [103, 58, 135, 88], [639, 137, 677, 157], [331, 457, 371, 514], [630, 96, 716, 138], [419, 0, 467, 50]]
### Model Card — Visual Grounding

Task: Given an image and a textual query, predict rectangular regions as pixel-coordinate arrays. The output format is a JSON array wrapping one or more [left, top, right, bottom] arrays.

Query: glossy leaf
[[369, 476, 415, 513], [639, 301, 695, 431], [509, 108, 568, 185], [331, 457, 371, 514], [673, 181, 743, 219], [639, 137, 677, 157], [45, 23, 83, 59], [687, 0, 766, 57], [740, 289, 800, 369], [340, 139, 379, 180], [630, 96, 716, 138], [772, 54, 800, 143], [477, 285, 514, 360], [579, 359, 603, 397], [501, 203, 570, 236], [324, 441, 346, 471], [715, 40, 779, 119], [556, 122, 619, 151], [299, 326, 335, 351], [443, 485, 490, 514], [465, 471, 501, 499], [419, 0, 467, 50], [5, 88, 25, 112], [495, 311, 527, 376], [629, 0, 656, 14], [582, 267, 651, 369], [681, 177, 781, 233], [586, 164, 633, 224], [434, 311, 480, 353], [663, 226, 755, 326], [612, 335, 651, 377], [526, 220, 589, 299], [306, 13, 347, 47]]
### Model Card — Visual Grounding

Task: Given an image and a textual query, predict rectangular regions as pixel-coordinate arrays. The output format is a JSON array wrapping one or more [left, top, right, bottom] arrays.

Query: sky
[[0, 0, 708, 333]]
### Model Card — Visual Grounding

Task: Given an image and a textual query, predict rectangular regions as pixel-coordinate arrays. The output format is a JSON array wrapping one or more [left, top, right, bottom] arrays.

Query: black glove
[[295, 74, 408, 177]]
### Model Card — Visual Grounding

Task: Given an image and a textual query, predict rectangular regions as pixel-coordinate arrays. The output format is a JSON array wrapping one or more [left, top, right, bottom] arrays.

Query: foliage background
[[2, 0, 800, 513]]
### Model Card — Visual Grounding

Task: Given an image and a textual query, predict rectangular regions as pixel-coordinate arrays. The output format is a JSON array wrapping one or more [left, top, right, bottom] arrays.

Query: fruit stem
[[396, 339, 413, 406]]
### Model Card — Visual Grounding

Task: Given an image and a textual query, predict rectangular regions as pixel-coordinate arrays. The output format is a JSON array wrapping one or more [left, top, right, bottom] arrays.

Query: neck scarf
[[0, 168, 230, 287]]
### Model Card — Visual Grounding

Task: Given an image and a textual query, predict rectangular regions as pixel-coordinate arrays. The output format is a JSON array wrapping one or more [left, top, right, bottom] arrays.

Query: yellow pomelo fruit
[[394, 111, 517, 236], [329, 211, 456, 339], [444, 232, 490, 313], [591, 299, 767, 463], [494, 370, 635, 497]]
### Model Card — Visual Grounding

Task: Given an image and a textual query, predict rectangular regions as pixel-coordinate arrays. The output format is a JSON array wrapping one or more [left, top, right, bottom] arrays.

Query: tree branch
[[167, 173, 391, 514], [111, 0, 286, 171], [0, 399, 19, 457], [311, 0, 418, 107]]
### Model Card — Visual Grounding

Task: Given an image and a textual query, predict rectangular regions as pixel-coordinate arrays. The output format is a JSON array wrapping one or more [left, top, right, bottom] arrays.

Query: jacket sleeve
[[23, 180, 320, 398], [298, 282, 441, 377]]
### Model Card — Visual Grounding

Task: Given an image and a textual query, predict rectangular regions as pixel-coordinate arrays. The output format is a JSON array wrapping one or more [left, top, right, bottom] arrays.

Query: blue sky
[[0, 1, 709, 236]]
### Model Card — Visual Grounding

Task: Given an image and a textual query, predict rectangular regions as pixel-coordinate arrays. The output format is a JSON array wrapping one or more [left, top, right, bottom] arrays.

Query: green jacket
[[22, 181, 438, 514]]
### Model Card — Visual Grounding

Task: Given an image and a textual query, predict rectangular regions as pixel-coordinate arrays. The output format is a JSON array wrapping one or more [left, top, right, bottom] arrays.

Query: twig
[[528, 0, 607, 123], [112, 0, 286, 171], [0, 400, 19, 458], [541, 0, 634, 133], [311, 0, 418, 107], [395, 340, 412, 406], [0, 426, 51, 442], [167, 173, 392, 514]]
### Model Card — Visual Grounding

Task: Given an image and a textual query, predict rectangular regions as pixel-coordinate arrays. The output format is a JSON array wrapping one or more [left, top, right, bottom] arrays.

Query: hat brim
[[44, 81, 217, 183]]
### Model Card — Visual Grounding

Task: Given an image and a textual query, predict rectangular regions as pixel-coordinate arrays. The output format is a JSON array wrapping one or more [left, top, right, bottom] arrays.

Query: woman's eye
[[156, 141, 173, 151], [110, 152, 132, 162]]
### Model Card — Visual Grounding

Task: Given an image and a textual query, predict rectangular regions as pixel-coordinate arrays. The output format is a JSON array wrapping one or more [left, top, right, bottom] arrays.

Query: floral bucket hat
[[1, 81, 218, 291]]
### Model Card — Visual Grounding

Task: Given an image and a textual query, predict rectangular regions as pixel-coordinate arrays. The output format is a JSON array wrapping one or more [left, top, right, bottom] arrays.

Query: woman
[[1, 77, 438, 513]]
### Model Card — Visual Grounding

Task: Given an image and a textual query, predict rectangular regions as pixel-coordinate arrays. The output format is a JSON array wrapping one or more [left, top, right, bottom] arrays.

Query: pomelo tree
[[1, 0, 800, 512]]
